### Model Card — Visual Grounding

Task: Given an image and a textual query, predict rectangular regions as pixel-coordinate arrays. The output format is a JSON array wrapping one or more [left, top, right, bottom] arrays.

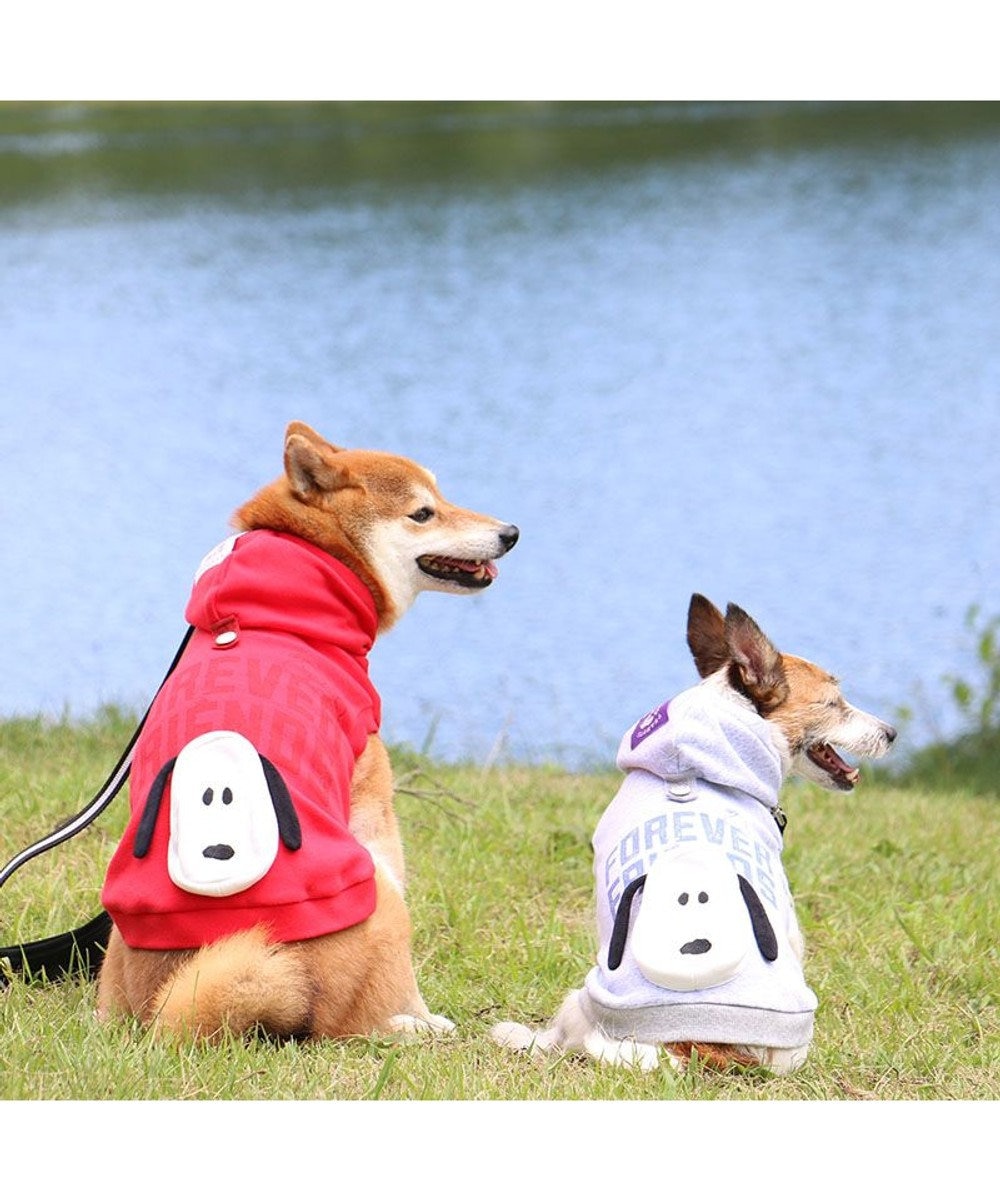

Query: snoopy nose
[[499, 525, 519, 552], [885, 725, 898, 744]]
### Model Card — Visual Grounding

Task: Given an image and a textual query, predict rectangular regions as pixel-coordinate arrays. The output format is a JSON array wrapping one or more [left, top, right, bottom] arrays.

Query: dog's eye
[[409, 507, 435, 524], [698, 891, 709, 904], [678, 892, 689, 906], [222, 787, 233, 805]]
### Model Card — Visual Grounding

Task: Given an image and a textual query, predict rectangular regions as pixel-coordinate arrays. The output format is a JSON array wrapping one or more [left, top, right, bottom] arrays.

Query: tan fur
[[691, 596, 896, 792], [768, 657, 859, 757], [96, 422, 517, 1042], [668, 1041, 763, 1072], [234, 421, 512, 632]]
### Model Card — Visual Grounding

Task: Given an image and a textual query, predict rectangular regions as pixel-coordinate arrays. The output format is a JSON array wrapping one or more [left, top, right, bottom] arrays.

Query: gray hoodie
[[581, 684, 817, 1049]]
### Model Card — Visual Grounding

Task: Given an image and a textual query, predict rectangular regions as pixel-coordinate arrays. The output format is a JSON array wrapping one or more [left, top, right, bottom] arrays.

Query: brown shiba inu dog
[[96, 421, 518, 1041], [493, 595, 895, 1074]]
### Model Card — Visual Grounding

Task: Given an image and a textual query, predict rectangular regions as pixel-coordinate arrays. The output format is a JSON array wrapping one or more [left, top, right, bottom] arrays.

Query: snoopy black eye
[[409, 506, 435, 524], [202, 788, 213, 806], [698, 891, 709, 904], [222, 787, 233, 805], [678, 892, 689, 905]]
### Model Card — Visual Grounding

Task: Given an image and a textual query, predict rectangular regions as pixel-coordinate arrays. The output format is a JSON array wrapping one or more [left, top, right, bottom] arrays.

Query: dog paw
[[491, 1021, 559, 1055], [741, 1044, 809, 1075], [491, 1020, 534, 1051], [387, 1011, 455, 1037], [583, 1030, 660, 1072]]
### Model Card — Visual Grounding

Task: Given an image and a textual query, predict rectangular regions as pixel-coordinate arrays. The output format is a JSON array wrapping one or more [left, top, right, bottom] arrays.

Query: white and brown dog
[[97, 421, 518, 1041], [493, 594, 895, 1073]]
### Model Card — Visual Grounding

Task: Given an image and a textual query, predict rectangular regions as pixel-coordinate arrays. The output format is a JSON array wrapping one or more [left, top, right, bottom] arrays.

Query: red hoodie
[[101, 530, 381, 949]]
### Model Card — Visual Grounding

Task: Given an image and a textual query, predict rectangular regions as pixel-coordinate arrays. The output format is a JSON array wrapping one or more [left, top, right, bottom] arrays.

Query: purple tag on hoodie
[[631, 702, 670, 749]]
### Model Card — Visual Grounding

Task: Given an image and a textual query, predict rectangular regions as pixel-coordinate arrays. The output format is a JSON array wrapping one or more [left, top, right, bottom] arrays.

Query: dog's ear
[[687, 594, 729, 678], [284, 423, 353, 498], [285, 421, 345, 453], [259, 755, 303, 851], [724, 604, 789, 712], [737, 875, 778, 961], [607, 875, 647, 970], [133, 757, 177, 857]]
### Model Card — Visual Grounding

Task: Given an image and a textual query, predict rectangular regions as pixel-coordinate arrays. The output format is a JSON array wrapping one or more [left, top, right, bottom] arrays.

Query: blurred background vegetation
[[4, 100, 1000, 200], [887, 607, 1000, 798]]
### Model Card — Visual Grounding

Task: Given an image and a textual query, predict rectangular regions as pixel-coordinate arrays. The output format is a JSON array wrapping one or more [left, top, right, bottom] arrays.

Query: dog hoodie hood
[[616, 685, 785, 807], [102, 530, 381, 949], [581, 684, 817, 1050]]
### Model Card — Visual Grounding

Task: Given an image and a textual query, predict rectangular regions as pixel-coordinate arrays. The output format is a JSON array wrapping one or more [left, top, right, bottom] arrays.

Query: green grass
[[1, 710, 997, 1101]]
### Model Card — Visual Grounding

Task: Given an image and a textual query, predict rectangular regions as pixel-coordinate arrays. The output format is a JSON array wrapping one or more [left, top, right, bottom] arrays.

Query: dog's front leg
[[345, 734, 453, 1036], [349, 735, 407, 892]]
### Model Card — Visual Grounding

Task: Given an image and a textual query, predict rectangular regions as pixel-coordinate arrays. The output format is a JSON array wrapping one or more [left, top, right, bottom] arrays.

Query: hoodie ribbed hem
[[110, 875, 377, 950], [580, 987, 815, 1049]]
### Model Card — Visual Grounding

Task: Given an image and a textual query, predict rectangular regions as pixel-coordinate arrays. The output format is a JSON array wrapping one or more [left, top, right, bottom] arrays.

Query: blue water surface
[[2, 104, 998, 765]]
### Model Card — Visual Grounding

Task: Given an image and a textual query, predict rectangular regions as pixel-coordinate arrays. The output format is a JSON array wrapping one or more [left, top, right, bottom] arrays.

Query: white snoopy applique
[[133, 730, 302, 897], [608, 843, 778, 991]]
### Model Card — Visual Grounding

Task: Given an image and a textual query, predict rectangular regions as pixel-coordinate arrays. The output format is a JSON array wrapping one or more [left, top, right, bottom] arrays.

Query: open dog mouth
[[807, 742, 861, 790], [417, 554, 498, 589]]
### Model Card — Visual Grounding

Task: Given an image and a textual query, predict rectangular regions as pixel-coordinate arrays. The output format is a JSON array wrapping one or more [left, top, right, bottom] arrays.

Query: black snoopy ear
[[259, 755, 303, 851], [133, 757, 177, 858], [607, 875, 647, 970], [737, 875, 778, 962]]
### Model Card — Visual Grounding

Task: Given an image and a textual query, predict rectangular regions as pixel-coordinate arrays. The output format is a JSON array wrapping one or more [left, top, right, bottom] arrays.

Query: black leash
[[0, 910, 113, 982], [0, 626, 195, 985]]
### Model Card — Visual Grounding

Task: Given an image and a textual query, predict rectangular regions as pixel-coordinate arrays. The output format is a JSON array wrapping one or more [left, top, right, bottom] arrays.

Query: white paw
[[662, 1046, 688, 1073], [491, 1021, 559, 1055], [387, 1011, 455, 1036], [583, 1030, 660, 1072], [491, 1021, 535, 1051], [747, 1044, 809, 1075]]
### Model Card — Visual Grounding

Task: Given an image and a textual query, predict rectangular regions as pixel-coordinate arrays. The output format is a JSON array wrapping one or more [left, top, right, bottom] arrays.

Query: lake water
[[1, 102, 998, 767]]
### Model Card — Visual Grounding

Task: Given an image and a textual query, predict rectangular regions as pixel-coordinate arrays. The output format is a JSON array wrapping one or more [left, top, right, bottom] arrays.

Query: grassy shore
[[0, 708, 997, 1102]]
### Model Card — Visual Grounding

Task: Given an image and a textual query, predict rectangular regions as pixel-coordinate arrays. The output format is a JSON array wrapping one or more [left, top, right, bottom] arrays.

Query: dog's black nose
[[499, 525, 519, 552]]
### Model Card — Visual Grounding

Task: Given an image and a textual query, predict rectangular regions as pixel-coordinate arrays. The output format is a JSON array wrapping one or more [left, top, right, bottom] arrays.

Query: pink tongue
[[828, 746, 849, 770], [430, 555, 497, 579], [813, 743, 859, 783]]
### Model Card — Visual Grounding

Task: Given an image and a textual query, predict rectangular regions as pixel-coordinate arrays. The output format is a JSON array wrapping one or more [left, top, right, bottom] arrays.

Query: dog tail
[[151, 926, 312, 1041]]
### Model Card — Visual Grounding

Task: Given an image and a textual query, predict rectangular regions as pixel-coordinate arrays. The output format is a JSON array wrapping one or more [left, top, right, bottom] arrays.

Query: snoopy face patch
[[607, 844, 777, 992], [133, 730, 302, 898]]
